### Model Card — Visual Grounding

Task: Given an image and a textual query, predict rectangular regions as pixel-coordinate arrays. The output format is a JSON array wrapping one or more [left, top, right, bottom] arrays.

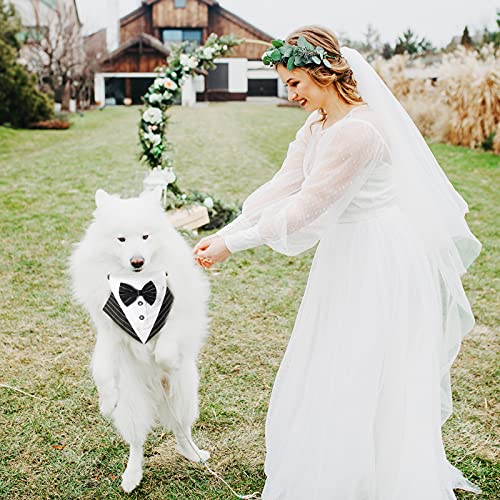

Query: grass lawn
[[0, 104, 498, 499]]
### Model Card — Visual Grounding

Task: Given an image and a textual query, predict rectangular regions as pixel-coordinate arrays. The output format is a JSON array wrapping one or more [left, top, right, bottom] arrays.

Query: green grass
[[0, 104, 498, 499]]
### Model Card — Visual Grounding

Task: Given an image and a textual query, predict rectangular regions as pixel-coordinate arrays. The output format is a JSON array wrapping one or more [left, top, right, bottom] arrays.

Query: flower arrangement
[[138, 34, 243, 225]]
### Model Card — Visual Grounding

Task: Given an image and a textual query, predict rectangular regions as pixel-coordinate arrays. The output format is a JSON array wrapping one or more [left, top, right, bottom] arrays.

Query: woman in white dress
[[193, 26, 482, 500]]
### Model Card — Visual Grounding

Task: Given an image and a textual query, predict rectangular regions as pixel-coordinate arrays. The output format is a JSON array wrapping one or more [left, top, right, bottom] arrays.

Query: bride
[[193, 25, 482, 500]]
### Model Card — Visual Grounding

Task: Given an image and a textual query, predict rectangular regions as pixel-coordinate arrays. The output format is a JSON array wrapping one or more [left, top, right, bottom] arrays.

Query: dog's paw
[[176, 441, 210, 463], [121, 467, 143, 493]]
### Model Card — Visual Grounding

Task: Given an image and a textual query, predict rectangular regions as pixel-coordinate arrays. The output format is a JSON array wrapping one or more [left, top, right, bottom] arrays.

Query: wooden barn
[[88, 0, 283, 105]]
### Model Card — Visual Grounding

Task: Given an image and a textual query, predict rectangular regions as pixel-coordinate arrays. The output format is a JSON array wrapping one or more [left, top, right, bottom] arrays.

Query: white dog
[[70, 187, 210, 493]]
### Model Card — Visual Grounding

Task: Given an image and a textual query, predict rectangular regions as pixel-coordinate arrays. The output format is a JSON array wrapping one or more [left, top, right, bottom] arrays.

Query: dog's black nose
[[130, 257, 144, 269]]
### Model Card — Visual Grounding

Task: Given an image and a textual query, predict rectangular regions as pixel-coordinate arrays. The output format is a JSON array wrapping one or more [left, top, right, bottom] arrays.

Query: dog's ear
[[140, 186, 163, 204], [95, 189, 111, 208]]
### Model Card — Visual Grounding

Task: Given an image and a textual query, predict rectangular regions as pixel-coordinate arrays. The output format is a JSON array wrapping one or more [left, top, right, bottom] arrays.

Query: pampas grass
[[373, 45, 500, 152]]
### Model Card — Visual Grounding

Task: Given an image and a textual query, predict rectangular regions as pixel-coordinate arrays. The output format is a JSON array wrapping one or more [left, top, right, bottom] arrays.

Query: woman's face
[[276, 65, 327, 112]]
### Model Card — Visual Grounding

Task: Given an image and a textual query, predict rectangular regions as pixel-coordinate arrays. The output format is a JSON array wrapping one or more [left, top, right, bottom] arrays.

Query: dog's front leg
[[92, 330, 120, 417], [154, 307, 188, 372]]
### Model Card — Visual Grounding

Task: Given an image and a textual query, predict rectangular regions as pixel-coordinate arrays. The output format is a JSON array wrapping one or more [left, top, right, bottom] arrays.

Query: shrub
[[373, 45, 500, 152], [30, 119, 71, 130]]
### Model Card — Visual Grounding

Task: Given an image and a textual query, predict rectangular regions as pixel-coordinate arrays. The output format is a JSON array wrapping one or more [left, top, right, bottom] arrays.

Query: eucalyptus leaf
[[287, 57, 295, 71], [294, 55, 302, 66], [304, 40, 315, 51], [312, 56, 321, 64], [323, 58, 332, 68], [282, 46, 293, 57], [271, 49, 282, 61], [272, 39, 284, 48], [297, 36, 307, 48], [315, 46, 325, 54]]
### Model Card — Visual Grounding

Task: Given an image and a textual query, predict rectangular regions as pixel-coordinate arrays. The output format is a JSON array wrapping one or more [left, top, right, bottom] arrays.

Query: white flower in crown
[[203, 196, 214, 209], [180, 53, 198, 69], [142, 107, 162, 124], [162, 90, 172, 100], [143, 131, 161, 146], [148, 93, 162, 104], [223, 44, 228, 51], [203, 47, 215, 59]]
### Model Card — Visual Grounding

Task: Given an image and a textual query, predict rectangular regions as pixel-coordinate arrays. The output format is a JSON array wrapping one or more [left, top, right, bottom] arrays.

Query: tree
[[482, 10, 500, 47], [382, 42, 393, 60], [361, 24, 382, 56], [21, 0, 85, 106], [394, 28, 435, 55], [0, 0, 52, 127], [461, 26, 473, 47]]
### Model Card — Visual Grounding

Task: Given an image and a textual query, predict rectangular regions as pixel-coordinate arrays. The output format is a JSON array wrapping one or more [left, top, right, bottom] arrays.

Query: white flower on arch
[[142, 107, 163, 124]]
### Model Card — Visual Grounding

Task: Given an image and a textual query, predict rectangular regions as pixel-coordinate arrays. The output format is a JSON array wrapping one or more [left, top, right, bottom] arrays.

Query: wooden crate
[[167, 205, 210, 230]]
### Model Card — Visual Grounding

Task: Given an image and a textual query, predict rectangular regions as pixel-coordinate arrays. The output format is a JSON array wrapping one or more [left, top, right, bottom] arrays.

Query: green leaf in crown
[[261, 38, 340, 71]]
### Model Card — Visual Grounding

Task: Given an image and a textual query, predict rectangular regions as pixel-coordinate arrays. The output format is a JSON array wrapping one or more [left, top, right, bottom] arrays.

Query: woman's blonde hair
[[284, 26, 363, 123]]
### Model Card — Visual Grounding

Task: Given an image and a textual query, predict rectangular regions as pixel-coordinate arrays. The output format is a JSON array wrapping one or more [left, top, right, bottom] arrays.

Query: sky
[[77, 0, 498, 47]]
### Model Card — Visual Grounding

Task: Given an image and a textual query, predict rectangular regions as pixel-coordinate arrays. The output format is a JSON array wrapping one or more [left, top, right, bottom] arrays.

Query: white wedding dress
[[217, 106, 481, 500]]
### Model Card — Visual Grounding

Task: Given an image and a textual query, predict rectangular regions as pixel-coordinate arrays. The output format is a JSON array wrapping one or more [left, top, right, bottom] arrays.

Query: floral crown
[[262, 37, 342, 71]]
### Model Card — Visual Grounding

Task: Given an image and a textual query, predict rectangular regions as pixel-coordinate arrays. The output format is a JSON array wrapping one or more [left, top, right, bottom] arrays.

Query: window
[[162, 29, 202, 46], [207, 63, 229, 90], [174, 0, 187, 7], [41, 0, 57, 8]]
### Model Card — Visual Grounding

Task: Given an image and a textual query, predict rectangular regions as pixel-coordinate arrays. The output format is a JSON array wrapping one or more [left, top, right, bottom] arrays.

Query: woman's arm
[[223, 120, 385, 256], [215, 111, 319, 238]]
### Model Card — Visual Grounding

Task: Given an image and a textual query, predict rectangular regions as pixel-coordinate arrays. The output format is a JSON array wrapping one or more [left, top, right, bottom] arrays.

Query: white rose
[[203, 196, 214, 209], [162, 90, 172, 100], [148, 93, 162, 104], [188, 56, 198, 68], [203, 47, 215, 59], [144, 132, 161, 146], [163, 78, 178, 90], [154, 77, 166, 87], [180, 54, 190, 66], [142, 107, 162, 124]]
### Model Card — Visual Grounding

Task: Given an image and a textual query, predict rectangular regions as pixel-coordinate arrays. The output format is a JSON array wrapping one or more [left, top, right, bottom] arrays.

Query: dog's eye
[[117, 236, 126, 242], [142, 234, 149, 240]]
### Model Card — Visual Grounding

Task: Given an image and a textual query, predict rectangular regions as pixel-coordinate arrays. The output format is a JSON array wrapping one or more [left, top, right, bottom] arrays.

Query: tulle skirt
[[262, 205, 480, 500]]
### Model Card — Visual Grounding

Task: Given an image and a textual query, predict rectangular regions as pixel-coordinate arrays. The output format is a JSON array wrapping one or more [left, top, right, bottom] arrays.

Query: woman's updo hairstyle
[[284, 26, 363, 112]]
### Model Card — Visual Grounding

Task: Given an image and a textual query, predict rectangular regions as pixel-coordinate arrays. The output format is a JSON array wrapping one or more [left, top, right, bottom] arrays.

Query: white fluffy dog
[[70, 187, 210, 493]]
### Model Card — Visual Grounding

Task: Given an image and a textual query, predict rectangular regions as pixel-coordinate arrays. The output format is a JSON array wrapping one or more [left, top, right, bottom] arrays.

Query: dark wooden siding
[[120, 7, 153, 43], [101, 50, 167, 73], [208, 8, 271, 60], [152, 0, 209, 28]]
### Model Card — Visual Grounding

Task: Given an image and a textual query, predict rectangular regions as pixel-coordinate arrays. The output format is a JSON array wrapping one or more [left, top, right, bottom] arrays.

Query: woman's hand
[[193, 233, 219, 255], [193, 235, 231, 268]]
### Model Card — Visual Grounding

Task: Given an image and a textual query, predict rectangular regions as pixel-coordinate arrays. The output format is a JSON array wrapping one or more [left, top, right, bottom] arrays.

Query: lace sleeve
[[216, 111, 319, 237], [224, 120, 386, 256]]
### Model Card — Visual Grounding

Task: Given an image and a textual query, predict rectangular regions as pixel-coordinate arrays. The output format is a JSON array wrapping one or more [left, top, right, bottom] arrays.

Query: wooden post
[[125, 77, 132, 100]]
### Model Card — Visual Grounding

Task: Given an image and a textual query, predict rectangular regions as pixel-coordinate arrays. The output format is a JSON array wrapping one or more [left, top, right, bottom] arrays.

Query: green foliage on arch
[[138, 34, 243, 226]]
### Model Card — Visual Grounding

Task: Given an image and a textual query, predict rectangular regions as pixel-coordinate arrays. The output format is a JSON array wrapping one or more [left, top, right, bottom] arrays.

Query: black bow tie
[[119, 281, 157, 307]]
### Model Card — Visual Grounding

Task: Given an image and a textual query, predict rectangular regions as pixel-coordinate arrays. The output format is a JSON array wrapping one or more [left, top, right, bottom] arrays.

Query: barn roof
[[101, 32, 170, 63]]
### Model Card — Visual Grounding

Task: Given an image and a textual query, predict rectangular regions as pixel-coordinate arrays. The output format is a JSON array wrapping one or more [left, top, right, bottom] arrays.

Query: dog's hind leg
[[112, 378, 155, 493], [163, 361, 210, 463], [121, 442, 144, 493]]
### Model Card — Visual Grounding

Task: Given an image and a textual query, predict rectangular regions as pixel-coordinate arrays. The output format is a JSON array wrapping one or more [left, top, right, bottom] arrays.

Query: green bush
[[0, 0, 53, 128]]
